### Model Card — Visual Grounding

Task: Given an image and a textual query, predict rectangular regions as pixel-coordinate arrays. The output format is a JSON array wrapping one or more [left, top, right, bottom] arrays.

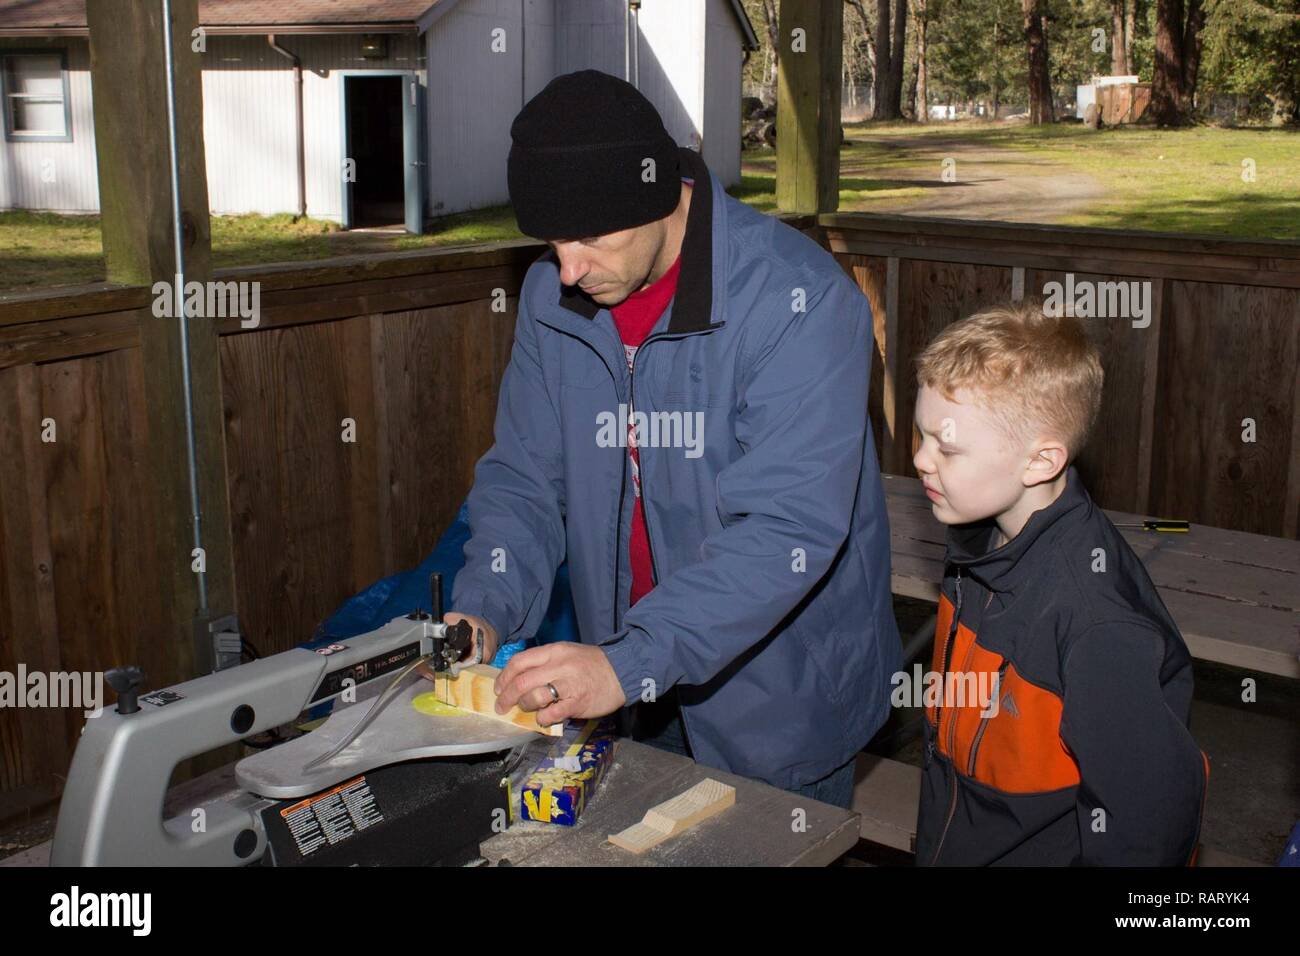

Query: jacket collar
[[556, 145, 717, 335], [945, 464, 1092, 592]]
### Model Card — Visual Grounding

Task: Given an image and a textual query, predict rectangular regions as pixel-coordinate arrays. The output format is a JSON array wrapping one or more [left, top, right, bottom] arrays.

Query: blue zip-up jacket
[[452, 146, 900, 789]]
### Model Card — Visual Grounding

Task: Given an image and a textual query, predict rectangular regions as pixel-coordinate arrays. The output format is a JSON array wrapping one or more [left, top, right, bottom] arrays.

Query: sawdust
[[411, 692, 469, 717]]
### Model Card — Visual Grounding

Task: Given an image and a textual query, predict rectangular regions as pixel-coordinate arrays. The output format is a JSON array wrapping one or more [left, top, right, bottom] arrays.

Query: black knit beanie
[[508, 70, 682, 239]]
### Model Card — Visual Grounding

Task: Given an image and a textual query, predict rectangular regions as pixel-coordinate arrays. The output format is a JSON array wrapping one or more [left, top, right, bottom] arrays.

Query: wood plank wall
[[812, 214, 1300, 541], [0, 242, 534, 819]]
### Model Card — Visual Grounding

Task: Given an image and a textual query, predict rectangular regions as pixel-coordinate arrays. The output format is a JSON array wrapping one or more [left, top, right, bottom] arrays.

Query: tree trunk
[[890, 0, 907, 108], [1110, 0, 1129, 76], [761, 0, 779, 102], [1182, 0, 1206, 113], [916, 0, 929, 123], [1124, 0, 1135, 74], [872, 0, 904, 119], [872, 0, 892, 118], [904, 58, 919, 120], [1152, 0, 1204, 125], [1152, 0, 1184, 125], [992, 21, 1002, 118], [845, 0, 877, 110], [1024, 0, 1054, 124]]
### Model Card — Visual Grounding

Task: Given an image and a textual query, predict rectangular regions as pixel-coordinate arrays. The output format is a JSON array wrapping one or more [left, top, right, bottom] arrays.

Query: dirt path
[[842, 133, 1106, 223], [324, 224, 408, 256]]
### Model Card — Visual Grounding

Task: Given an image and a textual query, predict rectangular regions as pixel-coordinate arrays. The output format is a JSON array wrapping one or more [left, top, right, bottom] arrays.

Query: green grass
[[0, 211, 106, 291], [734, 145, 931, 211], [209, 212, 341, 266], [392, 202, 523, 250], [842, 120, 1300, 239], [0, 210, 347, 292], [3, 121, 1297, 293]]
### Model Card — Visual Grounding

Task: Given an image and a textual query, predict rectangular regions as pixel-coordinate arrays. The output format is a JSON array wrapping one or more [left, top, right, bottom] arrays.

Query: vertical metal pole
[[160, 0, 208, 612], [631, 2, 640, 88]]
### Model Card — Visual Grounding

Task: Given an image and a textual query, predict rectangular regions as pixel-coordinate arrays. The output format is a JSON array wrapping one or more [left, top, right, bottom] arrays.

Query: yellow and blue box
[[518, 718, 618, 826]]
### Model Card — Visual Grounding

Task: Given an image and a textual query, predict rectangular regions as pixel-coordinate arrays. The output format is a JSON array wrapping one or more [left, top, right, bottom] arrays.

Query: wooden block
[[436, 664, 562, 737], [608, 778, 736, 854], [852, 754, 922, 853]]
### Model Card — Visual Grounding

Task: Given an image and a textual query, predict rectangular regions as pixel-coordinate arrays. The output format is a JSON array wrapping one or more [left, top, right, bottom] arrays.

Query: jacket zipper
[[947, 615, 980, 762], [628, 346, 659, 588], [928, 566, 963, 865], [610, 330, 672, 630], [622, 324, 721, 750], [613, 332, 663, 631], [620, 324, 722, 606], [611, 450, 627, 633], [966, 658, 1011, 776], [929, 566, 963, 748], [930, 571, 1001, 864]]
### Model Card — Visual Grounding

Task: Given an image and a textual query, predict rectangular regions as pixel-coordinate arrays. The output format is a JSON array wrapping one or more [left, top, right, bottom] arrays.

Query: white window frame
[[2, 48, 73, 143]]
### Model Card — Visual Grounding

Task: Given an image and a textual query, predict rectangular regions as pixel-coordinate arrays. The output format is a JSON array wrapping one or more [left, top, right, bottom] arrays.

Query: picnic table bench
[[883, 473, 1300, 679]]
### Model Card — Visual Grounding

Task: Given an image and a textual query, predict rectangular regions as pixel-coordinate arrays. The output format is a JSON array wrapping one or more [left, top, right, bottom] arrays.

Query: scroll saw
[[51, 574, 548, 866]]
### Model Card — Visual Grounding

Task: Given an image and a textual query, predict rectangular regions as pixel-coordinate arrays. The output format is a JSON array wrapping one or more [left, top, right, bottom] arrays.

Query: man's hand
[[429, 612, 499, 679], [493, 643, 627, 727]]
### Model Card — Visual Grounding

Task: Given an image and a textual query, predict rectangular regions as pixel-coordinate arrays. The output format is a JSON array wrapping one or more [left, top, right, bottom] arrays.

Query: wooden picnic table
[[883, 473, 1300, 679]]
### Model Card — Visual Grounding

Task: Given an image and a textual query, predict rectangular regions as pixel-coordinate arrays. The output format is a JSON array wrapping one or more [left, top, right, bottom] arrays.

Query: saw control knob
[[442, 618, 472, 648], [105, 665, 145, 715]]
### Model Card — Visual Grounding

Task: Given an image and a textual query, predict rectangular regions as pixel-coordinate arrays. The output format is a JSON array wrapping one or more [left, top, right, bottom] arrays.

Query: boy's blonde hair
[[914, 299, 1104, 460]]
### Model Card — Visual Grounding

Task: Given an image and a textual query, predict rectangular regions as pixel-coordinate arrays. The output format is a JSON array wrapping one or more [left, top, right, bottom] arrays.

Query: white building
[[0, 0, 757, 232]]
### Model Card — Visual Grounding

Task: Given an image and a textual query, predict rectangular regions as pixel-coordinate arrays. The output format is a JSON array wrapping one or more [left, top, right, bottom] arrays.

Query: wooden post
[[86, 0, 236, 682], [776, 0, 842, 216]]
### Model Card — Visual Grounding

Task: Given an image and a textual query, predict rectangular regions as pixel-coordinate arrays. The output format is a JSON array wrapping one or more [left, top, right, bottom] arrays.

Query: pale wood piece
[[852, 753, 922, 853], [436, 664, 562, 737], [608, 778, 736, 854]]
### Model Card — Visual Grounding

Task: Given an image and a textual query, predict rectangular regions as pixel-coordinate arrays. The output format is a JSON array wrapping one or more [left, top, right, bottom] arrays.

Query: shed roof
[[0, 0, 758, 47], [0, 0, 439, 35]]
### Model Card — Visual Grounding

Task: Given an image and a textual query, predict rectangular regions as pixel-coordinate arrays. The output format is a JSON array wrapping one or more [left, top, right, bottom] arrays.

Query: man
[[446, 70, 899, 807]]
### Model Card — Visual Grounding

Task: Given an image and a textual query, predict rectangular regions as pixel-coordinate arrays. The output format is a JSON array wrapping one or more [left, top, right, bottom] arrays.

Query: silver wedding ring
[[546, 682, 560, 704]]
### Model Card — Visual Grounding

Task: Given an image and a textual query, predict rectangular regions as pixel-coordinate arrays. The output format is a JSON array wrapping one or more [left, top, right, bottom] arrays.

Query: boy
[[911, 300, 1208, 866]]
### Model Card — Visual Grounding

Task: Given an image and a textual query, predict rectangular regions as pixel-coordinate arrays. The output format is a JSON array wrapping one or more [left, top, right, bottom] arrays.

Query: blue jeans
[[633, 699, 858, 810]]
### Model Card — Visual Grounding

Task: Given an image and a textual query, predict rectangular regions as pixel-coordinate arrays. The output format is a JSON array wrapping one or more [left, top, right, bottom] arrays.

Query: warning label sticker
[[279, 776, 383, 857]]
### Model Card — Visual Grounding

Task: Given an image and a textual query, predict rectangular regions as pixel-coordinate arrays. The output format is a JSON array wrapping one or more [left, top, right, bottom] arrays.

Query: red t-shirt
[[610, 252, 682, 606]]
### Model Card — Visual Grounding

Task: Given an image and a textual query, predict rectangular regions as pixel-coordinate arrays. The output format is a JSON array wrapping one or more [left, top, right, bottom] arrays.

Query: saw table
[[21, 565, 859, 867], [6, 739, 859, 867]]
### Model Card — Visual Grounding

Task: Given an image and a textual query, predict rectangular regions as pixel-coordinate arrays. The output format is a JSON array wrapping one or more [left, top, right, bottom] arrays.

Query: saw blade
[[301, 652, 437, 772]]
